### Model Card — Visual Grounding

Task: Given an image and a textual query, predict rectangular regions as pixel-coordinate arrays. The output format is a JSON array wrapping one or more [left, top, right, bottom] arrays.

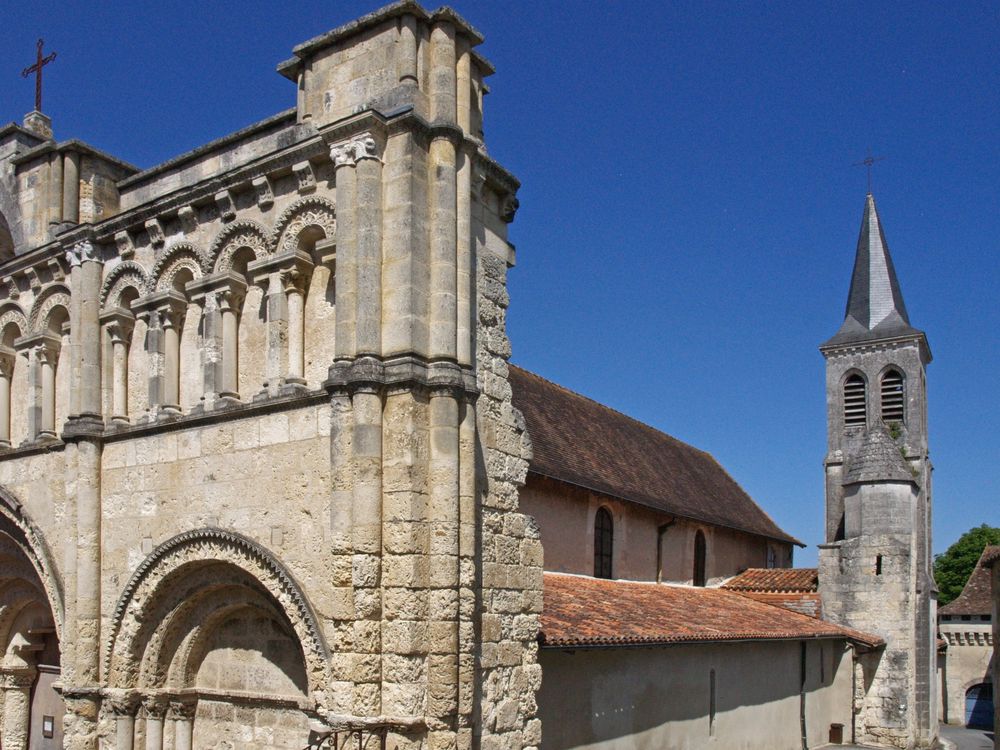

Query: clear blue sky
[[2, 1, 997, 565]]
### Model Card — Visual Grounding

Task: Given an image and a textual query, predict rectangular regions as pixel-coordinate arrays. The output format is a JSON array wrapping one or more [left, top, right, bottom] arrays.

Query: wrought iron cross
[[852, 152, 885, 194], [21, 38, 57, 112]]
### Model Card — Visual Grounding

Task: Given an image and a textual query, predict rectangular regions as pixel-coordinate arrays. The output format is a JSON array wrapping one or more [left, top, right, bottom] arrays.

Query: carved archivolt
[[0, 486, 65, 640], [206, 219, 271, 274], [106, 528, 329, 695], [271, 196, 336, 256], [0, 303, 28, 342], [27, 284, 71, 334], [148, 243, 203, 293], [100, 261, 149, 310]]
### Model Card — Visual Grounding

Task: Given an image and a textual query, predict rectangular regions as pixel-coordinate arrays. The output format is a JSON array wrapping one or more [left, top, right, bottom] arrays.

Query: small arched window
[[843, 373, 867, 427], [880, 368, 905, 423], [693, 530, 707, 587], [594, 507, 613, 579]]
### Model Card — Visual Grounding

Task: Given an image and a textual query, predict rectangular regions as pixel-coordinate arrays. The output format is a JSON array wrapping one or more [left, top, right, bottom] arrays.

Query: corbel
[[293, 161, 317, 194], [177, 205, 198, 234], [214, 190, 236, 223], [144, 218, 165, 248], [252, 175, 274, 210], [114, 230, 134, 259]]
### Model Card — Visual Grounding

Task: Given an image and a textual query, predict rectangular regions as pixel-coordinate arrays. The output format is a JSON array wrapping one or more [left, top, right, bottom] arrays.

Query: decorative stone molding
[[186, 271, 247, 311], [100, 261, 149, 310], [177, 205, 198, 234], [0, 304, 28, 340], [145, 218, 166, 248], [46, 257, 66, 282], [133, 290, 186, 328], [293, 161, 317, 194], [271, 196, 337, 256], [205, 219, 271, 274], [148, 243, 203, 293], [214, 190, 236, 223], [0, 485, 65, 639], [252, 175, 274, 209], [115, 229, 135, 259], [167, 699, 197, 721], [26, 284, 71, 334], [105, 528, 330, 696], [329, 135, 380, 167], [100, 307, 136, 344]]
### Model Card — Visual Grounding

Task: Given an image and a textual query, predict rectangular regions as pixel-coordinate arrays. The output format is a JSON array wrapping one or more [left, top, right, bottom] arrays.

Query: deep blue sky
[[2, 2, 997, 565]]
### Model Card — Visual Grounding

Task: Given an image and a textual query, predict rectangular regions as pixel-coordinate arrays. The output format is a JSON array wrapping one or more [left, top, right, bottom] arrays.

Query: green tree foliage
[[933, 524, 1000, 605]]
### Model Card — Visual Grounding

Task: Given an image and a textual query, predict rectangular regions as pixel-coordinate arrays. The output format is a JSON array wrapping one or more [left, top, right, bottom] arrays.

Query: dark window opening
[[594, 507, 613, 579], [693, 530, 707, 587], [881, 369, 905, 423], [875, 554, 883, 575], [844, 374, 867, 427], [834, 513, 846, 542]]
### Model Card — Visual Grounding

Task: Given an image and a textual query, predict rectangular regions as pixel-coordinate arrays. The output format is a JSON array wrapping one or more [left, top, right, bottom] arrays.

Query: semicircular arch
[[101, 261, 149, 310], [271, 196, 336, 256], [207, 219, 271, 274], [148, 243, 204, 293], [27, 284, 71, 334], [0, 302, 28, 345], [106, 528, 329, 696]]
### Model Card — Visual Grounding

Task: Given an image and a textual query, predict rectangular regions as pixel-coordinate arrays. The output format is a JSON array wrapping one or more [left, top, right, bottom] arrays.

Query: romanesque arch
[[206, 219, 271, 274], [106, 528, 328, 695], [27, 284, 71, 335], [148, 243, 203, 294], [100, 261, 149, 310], [271, 196, 336, 255]]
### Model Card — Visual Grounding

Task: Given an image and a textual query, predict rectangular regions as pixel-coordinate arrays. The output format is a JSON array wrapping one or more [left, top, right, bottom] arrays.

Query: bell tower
[[818, 194, 936, 748]]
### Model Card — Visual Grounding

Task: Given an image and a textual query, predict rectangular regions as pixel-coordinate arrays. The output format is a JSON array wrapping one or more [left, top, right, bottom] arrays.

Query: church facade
[[0, 3, 539, 749]]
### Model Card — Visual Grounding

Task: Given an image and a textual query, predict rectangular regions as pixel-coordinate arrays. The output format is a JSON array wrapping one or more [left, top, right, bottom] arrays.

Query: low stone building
[[986, 546, 1000, 749], [938, 547, 996, 728]]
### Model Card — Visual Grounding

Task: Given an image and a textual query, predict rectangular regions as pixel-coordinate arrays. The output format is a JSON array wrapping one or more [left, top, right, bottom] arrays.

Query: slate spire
[[824, 194, 923, 347]]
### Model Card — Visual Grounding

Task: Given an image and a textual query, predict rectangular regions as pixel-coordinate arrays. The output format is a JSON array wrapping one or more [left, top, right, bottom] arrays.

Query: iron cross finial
[[21, 38, 57, 113], [852, 151, 885, 195]]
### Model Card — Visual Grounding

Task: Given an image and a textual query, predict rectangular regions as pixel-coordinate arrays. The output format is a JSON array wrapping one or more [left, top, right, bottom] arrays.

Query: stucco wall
[[519, 474, 792, 584], [537, 639, 853, 750]]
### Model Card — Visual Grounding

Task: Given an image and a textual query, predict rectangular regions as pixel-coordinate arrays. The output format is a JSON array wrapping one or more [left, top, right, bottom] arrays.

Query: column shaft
[[174, 719, 193, 750], [144, 716, 163, 750], [162, 315, 180, 410], [75, 437, 101, 684], [286, 284, 305, 381], [40, 348, 56, 436], [333, 162, 357, 360], [429, 137, 457, 360], [355, 155, 382, 355], [63, 151, 80, 224], [220, 302, 239, 397], [115, 715, 135, 750], [429, 22, 457, 123], [0, 354, 12, 446], [78, 257, 103, 418], [111, 338, 128, 420]]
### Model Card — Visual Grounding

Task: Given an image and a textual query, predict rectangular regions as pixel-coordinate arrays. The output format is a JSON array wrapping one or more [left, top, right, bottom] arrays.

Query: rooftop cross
[[852, 152, 885, 194], [21, 38, 57, 113]]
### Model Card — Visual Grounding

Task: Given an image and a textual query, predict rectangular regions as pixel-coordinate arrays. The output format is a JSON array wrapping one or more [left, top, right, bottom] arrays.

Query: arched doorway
[[965, 682, 994, 729], [0, 531, 62, 750]]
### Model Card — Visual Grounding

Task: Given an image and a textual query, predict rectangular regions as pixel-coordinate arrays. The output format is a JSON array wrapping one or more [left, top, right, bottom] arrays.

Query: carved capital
[[140, 694, 169, 720], [252, 175, 274, 209], [280, 268, 308, 296], [133, 290, 187, 330], [100, 307, 136, 345], [186, 271, 247, 312], [105, 691, 139, 717], [330, 134, 380, 167], [0, 667, 36, 690], [167, 699, 197, 721]]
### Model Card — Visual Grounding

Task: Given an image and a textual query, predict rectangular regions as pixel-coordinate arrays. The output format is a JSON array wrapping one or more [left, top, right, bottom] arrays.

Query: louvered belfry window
[[881, 369, 905, 423], [594, 507, 613, 579], [843, 374, 867, 427]]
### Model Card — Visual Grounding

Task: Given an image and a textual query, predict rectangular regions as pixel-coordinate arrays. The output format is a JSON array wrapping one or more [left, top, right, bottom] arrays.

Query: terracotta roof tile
[[540, 572, 882, 650], [731, 591, 822, 619], [510, 367, 801, 546], [722, 568, 819, 593], [939, 546, 999, 616]]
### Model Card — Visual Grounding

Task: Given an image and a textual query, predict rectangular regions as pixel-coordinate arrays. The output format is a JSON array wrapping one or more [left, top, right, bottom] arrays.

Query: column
[[102, 311, 134, 424], [355, 142, 382, 356], [331, 144, 358, 361], [63, 151, 81, 224], [107, 696, 137, 750], [141, 696, 167, 750], [38, 338, 59, 438], [0, 668, 35, 750], [168, 700, 196, 750], [282, 269, 307, 384], [133, 291, 185, 419], [161, 308, 182, 413], [77, 243, 103, 420], [218, 286, 244, 399], [0, 348, 14, 447]]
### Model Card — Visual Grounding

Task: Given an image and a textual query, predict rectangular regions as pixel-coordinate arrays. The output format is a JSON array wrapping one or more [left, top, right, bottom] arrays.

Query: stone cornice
[[325, 354, 478, 399]]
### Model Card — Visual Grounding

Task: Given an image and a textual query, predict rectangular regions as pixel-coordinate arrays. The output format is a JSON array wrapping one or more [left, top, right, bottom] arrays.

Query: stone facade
[[817, 195, 937, 748], [0, 3, 541, 749]]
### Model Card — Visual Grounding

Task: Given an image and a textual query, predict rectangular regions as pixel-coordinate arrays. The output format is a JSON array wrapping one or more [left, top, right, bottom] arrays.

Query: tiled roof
[[722, 568, 819, 592], [732, 591, 821, 619], [540, 572, 882, 650], [939, 546, 999, 616], [510, 366, 801, 546], [982, 545, 1000, 567]]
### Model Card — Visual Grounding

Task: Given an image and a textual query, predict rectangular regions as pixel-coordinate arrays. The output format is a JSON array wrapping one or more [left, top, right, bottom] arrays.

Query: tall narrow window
[[594, 507, 613, 579], [880, 368, 905, 423], [693, 530, 707, 587], [709, 669, 717, 736], [843, 373, 867, 427]]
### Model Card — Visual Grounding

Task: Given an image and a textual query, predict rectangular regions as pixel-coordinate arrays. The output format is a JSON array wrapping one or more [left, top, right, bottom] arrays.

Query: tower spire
[[824, 194, 923, 347]]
